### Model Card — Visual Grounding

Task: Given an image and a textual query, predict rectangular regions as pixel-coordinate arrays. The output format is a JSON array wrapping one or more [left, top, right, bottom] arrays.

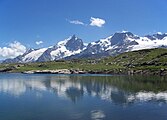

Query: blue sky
[[0, 0, 167, 59]]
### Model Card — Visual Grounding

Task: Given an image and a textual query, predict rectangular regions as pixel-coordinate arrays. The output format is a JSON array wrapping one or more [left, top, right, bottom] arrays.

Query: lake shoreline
[[22, 69, 167, 76], [1, 68, 167, 76]]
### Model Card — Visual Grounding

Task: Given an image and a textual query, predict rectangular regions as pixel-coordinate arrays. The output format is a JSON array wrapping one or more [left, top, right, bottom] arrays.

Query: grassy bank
[[0, 48, 167, 75]]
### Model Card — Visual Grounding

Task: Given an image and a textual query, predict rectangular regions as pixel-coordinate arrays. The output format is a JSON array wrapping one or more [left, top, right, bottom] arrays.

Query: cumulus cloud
[[36, 41, 43, 45], [90, 17, 106, 27], [0, 41, 26, 59], [67, 17, 106, 27]]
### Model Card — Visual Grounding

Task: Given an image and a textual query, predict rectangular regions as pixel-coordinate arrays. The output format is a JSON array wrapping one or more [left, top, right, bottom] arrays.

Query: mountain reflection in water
[[0, 74, 167, 104]]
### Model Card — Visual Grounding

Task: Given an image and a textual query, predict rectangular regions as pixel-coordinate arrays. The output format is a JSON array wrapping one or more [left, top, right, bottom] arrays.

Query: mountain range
[[3, 31, 167, 63]]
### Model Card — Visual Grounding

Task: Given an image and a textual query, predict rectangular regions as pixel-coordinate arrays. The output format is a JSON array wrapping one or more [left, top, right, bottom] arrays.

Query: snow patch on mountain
[[57, 36, 71, 46], [22, 48, 47, 62], [50, 48, 82, 60], [89, 36, 112, 51], [99, 37, 112, 47], [49, 35, 85, 60], [131, 36, 167, 51], [3, 32, 167, 63], [35, 35, 86, 61]]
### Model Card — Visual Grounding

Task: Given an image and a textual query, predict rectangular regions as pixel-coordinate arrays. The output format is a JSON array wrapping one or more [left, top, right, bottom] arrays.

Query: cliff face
[[3, 32, 167, 63]]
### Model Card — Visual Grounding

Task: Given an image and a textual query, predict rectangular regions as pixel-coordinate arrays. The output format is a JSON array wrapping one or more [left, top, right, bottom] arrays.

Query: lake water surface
[[0, 73, 167, 120]]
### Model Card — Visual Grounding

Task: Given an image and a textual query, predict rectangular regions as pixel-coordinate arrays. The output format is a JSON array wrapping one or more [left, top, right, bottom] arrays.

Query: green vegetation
[[0, 48, 167, 75]]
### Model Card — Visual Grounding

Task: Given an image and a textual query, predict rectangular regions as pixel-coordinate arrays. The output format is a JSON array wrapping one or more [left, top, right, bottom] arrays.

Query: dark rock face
[[2, 32, 167, 63], [2, 57, 21, 63], [84, 43, 104, 54], [37, 48, 53, 62], [110, 32, 139, 45], [104, 32, 139, 56], [160, 45, 167, 48], [65, 32, 140, 59], [153, 33, 167, 40], [145, 33, 167, 40], [2, 58, 15, 64], [37, 35, 85, 62], [65, 35, 84, 51], [145, 35, 156, 40]]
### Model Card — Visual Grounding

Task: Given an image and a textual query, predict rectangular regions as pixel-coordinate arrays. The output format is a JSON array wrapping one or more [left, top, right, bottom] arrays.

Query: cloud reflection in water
[[0, 75, 167, 104]]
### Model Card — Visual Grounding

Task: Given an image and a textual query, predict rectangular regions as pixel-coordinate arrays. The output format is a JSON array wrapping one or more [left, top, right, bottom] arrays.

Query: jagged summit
[[65, 35, 84, 51], [145, 32, 167, 40], [37, 35, 86, 62], [111, 31, 139, 45], [3, 32, 167, 63]]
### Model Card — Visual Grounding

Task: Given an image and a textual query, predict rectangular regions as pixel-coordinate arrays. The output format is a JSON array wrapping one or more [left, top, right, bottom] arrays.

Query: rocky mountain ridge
[[3, 31, 167, 63]]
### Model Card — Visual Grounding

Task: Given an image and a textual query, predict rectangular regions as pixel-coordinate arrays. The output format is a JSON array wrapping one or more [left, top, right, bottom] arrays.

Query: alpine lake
[[0, 73, 167, 120]]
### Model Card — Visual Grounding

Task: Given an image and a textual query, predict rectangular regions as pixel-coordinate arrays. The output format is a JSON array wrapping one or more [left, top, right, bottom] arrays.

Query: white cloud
[[67, 17, 106, 27], [69, 20, 84, 25], [67, 19, 86, 26], [90, 17, 106, 27], [0, 41, 26, 59], [36, 41, 43, 45]]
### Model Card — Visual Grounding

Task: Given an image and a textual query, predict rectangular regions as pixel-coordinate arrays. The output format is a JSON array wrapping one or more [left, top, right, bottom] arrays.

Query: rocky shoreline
[[1, 66, 167, 76], [22, 69, 167, 76], [22, 69, 87, 74]]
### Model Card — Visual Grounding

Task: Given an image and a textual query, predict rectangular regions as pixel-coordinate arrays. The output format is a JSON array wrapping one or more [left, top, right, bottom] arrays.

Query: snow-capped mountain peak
[[121, 30, 129, 33], [37, 35, 86, 62], [157, 32, 162, 35], [22, 48, 48, 62], [57, 36, 72, 46], [110, 31, 139, 45], [3, 32, 167, 63]]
